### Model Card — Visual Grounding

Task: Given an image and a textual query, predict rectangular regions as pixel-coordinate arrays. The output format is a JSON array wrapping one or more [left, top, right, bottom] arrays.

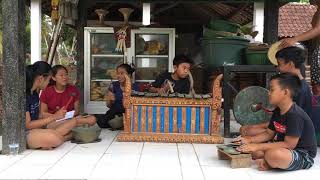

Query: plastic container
[[209, 20, 240, 33], [201, 37, 250, 68], [9, 143, 19, 155], [245, 49, 271, 65], [203, 27, 237, 38]]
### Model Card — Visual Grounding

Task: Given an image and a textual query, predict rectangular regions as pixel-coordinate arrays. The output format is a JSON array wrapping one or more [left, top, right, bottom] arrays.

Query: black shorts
[[285, 149, 314, 171]]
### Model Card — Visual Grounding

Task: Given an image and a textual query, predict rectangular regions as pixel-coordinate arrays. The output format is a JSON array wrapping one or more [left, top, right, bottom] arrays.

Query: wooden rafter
[[152, 2, 180, 16], [227, 3, 249, 20]]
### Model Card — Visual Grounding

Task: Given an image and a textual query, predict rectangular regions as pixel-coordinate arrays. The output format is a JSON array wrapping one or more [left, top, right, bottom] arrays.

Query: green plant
[[239, 23, 258, 38], [300, 0, 309, 3]]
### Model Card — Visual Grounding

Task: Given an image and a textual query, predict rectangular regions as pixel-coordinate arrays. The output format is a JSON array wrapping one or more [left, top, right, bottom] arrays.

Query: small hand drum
[[233, 86, 273, 125]]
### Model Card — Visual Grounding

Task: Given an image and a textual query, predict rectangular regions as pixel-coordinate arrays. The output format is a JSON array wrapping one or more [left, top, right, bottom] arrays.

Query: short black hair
[[275, 44, 307, 77], [52, 65, 68, 77], [275, 45, 307, 69], [173, 54, 194, 66], [270, 73, 301, 99]]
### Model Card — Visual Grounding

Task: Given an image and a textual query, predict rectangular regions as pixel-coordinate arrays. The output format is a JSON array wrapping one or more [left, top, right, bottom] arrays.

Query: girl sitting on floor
[[39, 65, 96, 132], [97, 64, 137, 129], [26, 61, 92, 150]]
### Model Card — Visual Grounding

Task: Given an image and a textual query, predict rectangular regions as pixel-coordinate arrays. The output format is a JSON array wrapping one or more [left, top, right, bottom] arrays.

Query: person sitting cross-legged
[[234, 73, 317, 171]]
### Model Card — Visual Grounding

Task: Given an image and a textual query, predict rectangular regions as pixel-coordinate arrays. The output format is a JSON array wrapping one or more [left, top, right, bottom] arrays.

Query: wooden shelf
[[135, 55, 168, 58], [91, 54, 124, 57], [91, 79, 113, 82]]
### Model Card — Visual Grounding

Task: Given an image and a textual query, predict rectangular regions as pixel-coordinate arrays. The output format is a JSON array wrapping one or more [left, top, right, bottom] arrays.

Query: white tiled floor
[[0, 129, 319, 180]]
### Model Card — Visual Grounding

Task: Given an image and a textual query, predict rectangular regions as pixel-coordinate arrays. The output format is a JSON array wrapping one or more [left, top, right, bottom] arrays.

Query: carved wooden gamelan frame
[[117, 74, 224, 144]]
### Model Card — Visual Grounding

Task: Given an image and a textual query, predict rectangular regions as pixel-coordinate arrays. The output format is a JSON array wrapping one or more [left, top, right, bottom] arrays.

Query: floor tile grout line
[[39, 143, 78, 179], [102, 130, 119, 154], [176, 143, 185, 180], [88, 131, 119, 178], [0, 148, 35, 174], [133, 142, 145, 180], [192, 144, 207, 180], [41, 130, 118, 179]]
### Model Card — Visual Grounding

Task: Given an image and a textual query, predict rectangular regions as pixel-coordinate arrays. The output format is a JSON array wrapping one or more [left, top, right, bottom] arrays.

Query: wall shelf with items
[[83, 27, 175, 114], [129, 28, 175, 83]]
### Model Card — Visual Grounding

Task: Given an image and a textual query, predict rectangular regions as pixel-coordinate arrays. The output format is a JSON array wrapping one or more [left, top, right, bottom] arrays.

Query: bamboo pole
[[47, 16, 63, 65]]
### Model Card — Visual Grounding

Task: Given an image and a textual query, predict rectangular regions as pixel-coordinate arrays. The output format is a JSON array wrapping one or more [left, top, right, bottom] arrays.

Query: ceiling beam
[[227, 4, 248, 19], [152, 2, 180, 16]]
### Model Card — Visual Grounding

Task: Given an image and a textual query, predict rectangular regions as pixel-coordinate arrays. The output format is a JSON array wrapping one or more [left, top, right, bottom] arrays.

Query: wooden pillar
[[263, 0, 279, 44], [76, 0, 88, 112], [2, 0, 26, 154]]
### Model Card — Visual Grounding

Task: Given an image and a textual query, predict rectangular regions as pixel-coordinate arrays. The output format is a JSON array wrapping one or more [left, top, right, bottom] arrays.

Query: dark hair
[[52, 65, 68, 77], [26, 61, 52, 95], [117, 64, 135, 75], [270, 72, 301, 99], [49, 65, 68, 85], [275, 44, 307, 77], [173, 54, 194, 66]]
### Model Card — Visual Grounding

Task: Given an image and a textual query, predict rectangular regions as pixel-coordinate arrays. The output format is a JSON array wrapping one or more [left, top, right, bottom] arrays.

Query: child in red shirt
[[40, 65, 96, 126]]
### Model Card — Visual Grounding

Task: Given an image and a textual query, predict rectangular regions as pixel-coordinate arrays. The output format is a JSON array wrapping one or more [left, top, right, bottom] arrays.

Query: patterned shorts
[[285, 149, 314, 171]]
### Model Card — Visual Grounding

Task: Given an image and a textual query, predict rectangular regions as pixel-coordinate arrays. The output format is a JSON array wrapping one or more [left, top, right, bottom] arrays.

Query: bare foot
[[63, 133, 73, 141], [255, 159, 271, 171], [76, 116, 96, 126], [252, 151, 264, 160]]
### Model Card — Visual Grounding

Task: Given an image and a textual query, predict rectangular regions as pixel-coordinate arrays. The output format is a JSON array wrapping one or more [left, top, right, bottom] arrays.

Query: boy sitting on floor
[[234, 73, 317, 171], [149, 54, 193, 94], [240, 44, 312, 136]]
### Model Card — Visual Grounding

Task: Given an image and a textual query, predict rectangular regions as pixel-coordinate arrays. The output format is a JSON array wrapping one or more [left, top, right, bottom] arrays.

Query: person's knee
[[239, 126, 248, 136], [264, 148, 288, 168], [252, 151, 264, 160], [240, 125, 254, 136], [45, 131, 64, 148], [27, 130, 63, 149]]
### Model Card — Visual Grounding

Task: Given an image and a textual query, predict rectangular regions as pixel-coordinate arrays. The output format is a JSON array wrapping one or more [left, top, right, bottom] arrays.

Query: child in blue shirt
[[97, 64, 137, 129]]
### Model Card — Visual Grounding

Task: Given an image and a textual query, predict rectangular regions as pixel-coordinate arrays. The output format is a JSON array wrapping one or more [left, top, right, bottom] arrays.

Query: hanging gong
[[233, 86, 273, 125]]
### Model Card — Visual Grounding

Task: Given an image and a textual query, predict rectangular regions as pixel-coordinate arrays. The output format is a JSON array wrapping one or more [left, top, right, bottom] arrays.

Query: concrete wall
[[0, 65, 2, 134]]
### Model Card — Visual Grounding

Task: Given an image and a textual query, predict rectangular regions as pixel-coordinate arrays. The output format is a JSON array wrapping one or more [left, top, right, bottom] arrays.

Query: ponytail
[[117, 63, 135, 76], [26, 65, 35, 95], [25, 61, 52, 95]]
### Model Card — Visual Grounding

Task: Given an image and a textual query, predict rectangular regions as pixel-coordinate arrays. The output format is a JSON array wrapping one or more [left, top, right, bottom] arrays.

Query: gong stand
[[219, 65, 277, 137]]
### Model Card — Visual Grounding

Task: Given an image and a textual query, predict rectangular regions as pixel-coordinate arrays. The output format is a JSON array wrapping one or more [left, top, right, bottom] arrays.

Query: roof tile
[[278, 3, 317, 37]]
